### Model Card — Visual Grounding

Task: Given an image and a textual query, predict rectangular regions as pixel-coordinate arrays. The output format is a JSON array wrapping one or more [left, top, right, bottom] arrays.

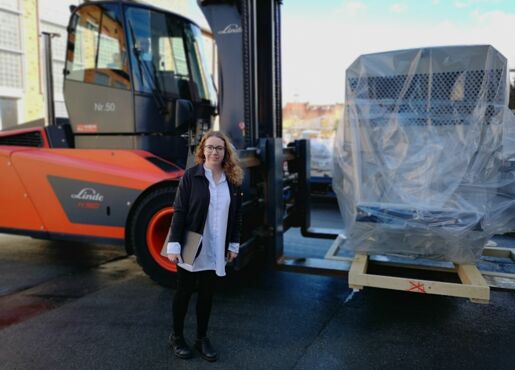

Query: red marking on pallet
[[407, 281, 426, 293]]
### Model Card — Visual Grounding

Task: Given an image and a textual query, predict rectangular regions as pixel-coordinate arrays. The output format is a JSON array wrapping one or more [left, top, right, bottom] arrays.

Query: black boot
[[195, 337, 218, 362], [169, 334, 193, 359]]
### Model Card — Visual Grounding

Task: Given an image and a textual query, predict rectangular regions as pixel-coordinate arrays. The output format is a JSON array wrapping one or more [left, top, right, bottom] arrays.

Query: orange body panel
[[0, 147, 183, 240], [0, 148, 46, 230]]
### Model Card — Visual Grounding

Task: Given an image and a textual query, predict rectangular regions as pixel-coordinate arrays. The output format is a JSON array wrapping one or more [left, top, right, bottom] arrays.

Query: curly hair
[[195, 130, 244, 186]]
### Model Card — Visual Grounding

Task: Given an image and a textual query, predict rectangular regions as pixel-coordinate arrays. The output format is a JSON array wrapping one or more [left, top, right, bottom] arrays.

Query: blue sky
[[185, 0, 515, 105], [282, 0, 515, 104], [287, 0, 515, 23]]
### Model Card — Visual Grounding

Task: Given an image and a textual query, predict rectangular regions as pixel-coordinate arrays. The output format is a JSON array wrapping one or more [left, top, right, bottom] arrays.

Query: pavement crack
[[343, 289, 359, 304], [290, 304, 342, 369]]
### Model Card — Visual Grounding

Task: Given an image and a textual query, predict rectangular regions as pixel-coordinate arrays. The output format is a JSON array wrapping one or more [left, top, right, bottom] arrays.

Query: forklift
[[0, 0, 338, 287]]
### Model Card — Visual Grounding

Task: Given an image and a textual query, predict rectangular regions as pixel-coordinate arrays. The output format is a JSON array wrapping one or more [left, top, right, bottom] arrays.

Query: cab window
[[65, 4, 130, 90]]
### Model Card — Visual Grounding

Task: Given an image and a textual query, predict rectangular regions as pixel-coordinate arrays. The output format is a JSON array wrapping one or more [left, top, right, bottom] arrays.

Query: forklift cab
[[63, 1, 217, 166]]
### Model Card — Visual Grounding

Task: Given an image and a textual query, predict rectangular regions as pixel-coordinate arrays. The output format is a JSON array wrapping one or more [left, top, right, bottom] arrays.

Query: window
[[65, 4, 130, 90], [157, 36, 188, 75], [184, 26, 214, 101], [0, 0, 18, 11], [66, 9, 100, 80], [97, 8, 127, 72], [0, 97, 18, 128], [0, 50, 22, 88], [125, 6, 216, 104], [0, 1, 22, 89]]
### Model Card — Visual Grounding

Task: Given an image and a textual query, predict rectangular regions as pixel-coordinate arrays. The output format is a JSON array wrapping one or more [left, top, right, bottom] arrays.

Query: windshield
[[125, 6, 217, 105]]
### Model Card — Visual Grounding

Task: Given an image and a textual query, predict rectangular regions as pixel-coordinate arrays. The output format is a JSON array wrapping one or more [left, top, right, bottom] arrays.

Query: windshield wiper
[[127, 20, 169, 116]]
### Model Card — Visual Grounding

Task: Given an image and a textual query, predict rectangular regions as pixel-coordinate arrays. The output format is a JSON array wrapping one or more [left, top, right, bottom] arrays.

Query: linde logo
[[71, 188, 104, 202], [218, 24, 242, 34]]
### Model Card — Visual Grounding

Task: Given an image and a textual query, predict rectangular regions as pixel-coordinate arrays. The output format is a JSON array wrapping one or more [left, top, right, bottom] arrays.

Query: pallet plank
[[349, 254, 490, 303], [348, 254, 368, 289], [324, 234, 346, 259], [456, 264, 488, 287], [325, 236, 515, 290], [482, 246, 515, 261]]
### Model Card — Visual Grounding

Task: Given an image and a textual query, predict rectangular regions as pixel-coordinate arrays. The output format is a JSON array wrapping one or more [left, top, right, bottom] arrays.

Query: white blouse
[[167, 165, 239, 277]]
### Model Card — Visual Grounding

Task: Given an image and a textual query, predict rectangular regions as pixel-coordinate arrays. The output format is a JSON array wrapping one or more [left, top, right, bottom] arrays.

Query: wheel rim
[[146, 207, 177, 272]]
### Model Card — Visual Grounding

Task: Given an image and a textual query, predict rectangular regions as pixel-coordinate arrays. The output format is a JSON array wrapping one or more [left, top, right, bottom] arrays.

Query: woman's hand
[[168, 253, 180, 263], [227, 251, 238, 263]]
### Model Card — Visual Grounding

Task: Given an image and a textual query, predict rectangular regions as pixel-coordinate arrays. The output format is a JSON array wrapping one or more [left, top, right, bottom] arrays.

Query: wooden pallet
[[349, 254, 490, 303], [326, 235, 515, 291]]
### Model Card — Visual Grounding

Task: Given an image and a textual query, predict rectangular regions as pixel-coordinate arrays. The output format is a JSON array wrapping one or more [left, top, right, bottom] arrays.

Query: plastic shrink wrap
[[333, 45, 515, 263]]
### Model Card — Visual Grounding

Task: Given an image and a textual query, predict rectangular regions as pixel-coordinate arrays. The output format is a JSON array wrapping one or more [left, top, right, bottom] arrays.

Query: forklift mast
[[199, 0, 287, 264], [200, 0, 337, 268], [199, 0, 282, 147]]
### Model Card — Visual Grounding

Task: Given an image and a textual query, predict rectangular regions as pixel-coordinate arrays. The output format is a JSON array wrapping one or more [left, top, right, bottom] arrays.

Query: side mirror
[[175, 99, 194, 131]]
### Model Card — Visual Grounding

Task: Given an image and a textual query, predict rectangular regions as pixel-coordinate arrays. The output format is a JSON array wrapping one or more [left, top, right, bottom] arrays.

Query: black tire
[[128, 186, 178, 287]]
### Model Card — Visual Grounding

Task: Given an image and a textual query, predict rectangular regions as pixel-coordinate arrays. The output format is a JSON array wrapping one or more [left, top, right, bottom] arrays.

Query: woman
[[166, 130, 244, 362]]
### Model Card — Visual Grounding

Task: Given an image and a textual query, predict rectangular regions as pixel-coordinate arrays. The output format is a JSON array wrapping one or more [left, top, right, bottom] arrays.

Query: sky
[[281, 0, 515, 105]]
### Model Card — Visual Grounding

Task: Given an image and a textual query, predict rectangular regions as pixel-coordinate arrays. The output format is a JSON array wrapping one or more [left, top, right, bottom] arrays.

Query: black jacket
[[169, 164, 242, 253]]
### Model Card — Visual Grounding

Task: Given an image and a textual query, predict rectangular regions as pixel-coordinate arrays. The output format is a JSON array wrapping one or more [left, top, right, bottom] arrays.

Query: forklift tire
[[128, 186, 178, 288]]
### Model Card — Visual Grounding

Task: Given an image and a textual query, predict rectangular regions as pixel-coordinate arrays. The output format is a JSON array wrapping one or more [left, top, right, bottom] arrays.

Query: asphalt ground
[[1, 201, 514, 370]]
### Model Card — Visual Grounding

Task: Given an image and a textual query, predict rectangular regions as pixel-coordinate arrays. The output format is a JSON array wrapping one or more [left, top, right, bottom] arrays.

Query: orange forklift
[[0, 0, 335, 286]]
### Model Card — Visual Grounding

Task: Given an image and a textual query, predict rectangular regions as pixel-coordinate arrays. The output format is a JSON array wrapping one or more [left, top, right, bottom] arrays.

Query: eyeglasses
[[204, 145, 225, 153]]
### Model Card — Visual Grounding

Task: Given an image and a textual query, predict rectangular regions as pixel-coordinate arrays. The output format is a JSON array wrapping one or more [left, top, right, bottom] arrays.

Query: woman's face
[[203, 136, 225, 167]]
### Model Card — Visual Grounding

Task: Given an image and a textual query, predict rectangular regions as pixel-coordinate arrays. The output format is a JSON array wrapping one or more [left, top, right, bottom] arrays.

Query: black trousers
[[173, 267, 217, 339]]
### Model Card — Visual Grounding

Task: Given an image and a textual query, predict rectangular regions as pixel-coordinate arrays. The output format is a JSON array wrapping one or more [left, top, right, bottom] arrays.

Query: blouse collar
[[203, 164, 227, 184]]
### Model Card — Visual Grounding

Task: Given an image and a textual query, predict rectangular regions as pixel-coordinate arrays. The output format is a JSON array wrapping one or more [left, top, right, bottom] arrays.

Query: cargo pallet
[[348, 253, 490, 303], [325, 235, 515, 304]]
